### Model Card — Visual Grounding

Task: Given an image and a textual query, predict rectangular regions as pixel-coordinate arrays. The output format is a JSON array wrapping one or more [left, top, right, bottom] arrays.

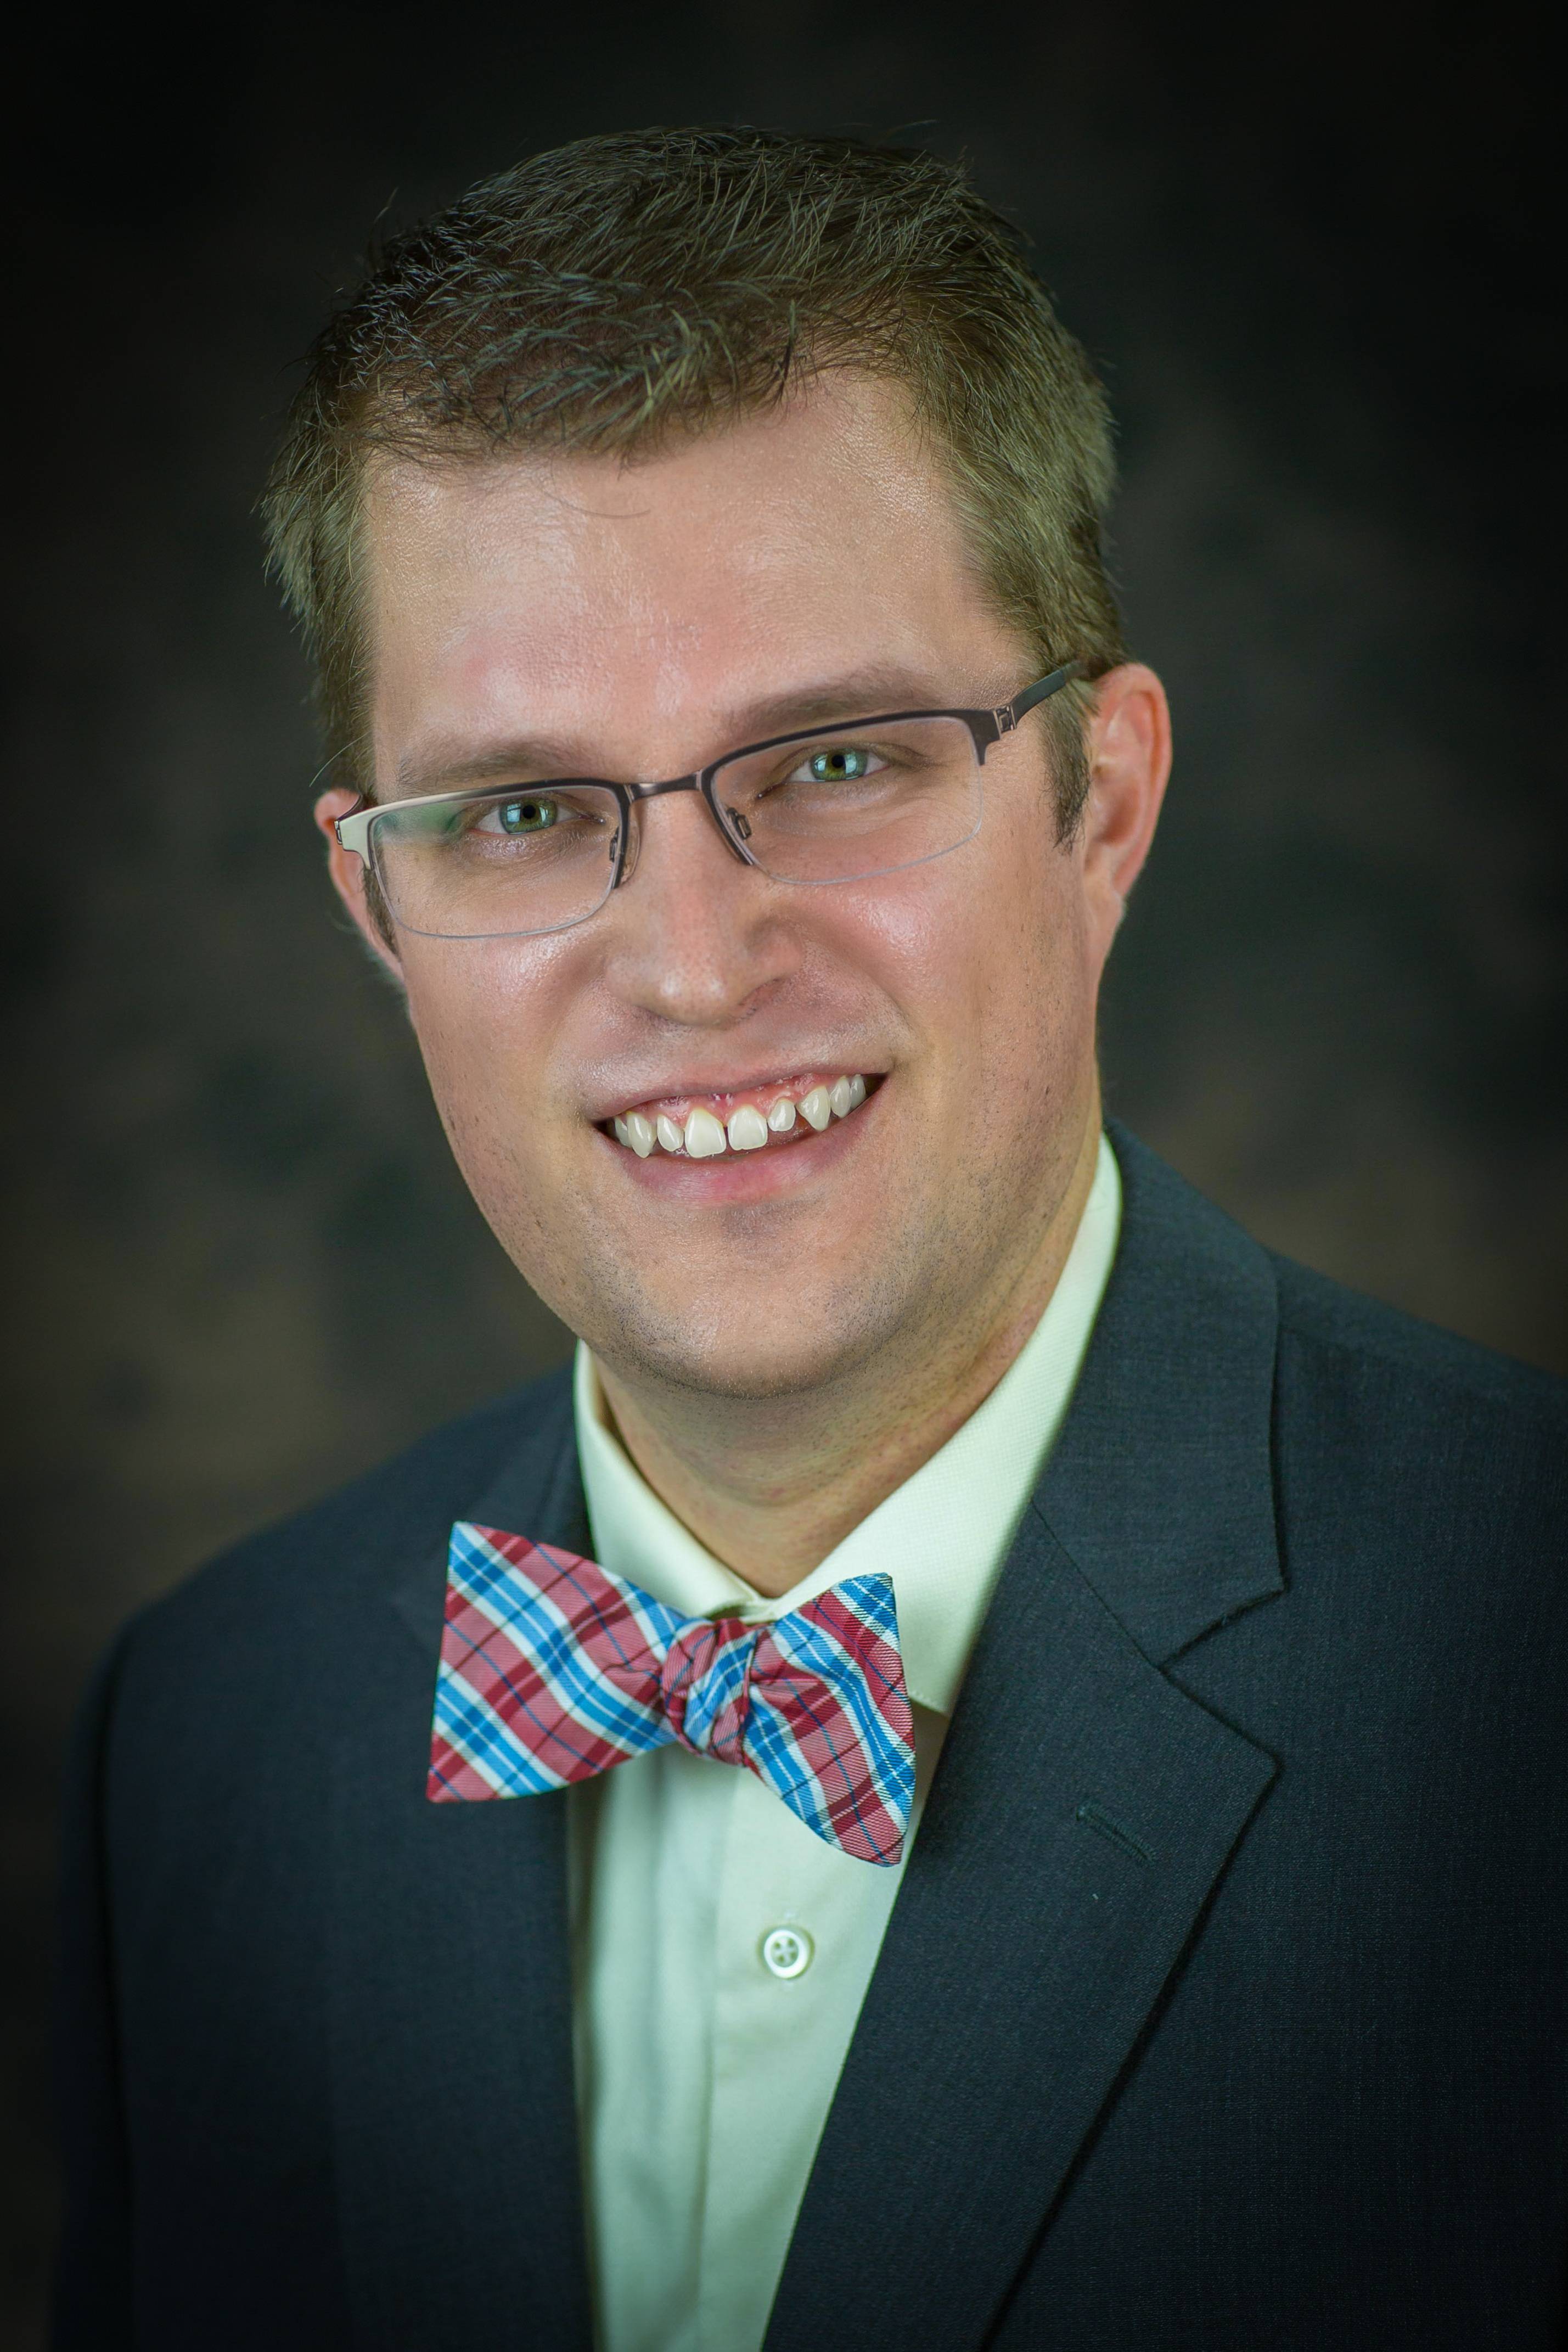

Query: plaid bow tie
[[426, 1520, 915, 1864]]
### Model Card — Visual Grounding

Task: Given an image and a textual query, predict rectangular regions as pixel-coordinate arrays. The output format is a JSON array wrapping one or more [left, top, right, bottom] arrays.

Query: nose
[[602, 786, 800, 1029]]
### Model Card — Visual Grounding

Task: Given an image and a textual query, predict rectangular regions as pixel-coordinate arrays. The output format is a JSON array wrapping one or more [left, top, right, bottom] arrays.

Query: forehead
[[358, 376, 1010, 774]]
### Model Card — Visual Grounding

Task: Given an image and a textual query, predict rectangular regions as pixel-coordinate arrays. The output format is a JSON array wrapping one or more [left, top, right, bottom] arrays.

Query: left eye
[[794, 746, 880, 785]]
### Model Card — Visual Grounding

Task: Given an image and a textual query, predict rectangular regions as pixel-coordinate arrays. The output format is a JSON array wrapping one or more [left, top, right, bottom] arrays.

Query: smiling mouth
[[600, 1071, 876, 1159]]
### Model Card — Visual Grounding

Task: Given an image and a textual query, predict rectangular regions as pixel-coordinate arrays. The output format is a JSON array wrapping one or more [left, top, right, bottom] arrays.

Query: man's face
[[325, 378, 1161, 1406]]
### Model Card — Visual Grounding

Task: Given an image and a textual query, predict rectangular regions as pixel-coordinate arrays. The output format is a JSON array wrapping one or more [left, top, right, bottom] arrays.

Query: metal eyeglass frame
[[333, 658, 1086, 923]]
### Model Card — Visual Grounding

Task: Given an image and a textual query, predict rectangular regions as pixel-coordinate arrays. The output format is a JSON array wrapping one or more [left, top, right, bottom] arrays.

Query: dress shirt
[[569, 1132, 1122, 2352]]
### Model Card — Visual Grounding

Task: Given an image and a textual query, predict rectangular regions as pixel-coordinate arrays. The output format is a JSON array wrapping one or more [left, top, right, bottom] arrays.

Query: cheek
[[822, 826, 1084, 1052], [397, 938, 576, 1135]]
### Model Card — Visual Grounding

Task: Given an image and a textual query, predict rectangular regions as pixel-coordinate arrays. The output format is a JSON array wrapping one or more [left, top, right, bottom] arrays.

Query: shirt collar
[[574, 1131, 1121, 1715]]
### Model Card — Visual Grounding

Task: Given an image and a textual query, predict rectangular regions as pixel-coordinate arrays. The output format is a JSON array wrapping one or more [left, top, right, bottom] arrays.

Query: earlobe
[[313, 787, 406, 981], [1081, 662, 1172, 907]]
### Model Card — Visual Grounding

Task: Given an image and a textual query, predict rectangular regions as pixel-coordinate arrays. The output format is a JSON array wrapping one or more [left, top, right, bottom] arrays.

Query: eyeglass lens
[[371, 783, 625, 940], [369, 713, 984, 940]]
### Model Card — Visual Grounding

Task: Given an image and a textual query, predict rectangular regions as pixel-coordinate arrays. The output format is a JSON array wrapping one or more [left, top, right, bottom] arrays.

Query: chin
[[615, 1323, 873, 1406], [571, 1265, 897, 1405]]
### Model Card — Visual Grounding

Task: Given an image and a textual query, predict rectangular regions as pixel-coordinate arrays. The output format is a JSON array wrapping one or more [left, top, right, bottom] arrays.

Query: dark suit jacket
[[53, 1128, 1568, 2350]]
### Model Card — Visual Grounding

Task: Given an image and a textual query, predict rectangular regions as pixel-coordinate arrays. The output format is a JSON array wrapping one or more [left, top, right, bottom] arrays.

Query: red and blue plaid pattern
[[428, 1522, 915, 1864]]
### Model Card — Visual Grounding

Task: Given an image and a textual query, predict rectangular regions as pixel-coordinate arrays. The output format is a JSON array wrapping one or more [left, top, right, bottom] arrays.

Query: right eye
[[473, 795, 560, 835]]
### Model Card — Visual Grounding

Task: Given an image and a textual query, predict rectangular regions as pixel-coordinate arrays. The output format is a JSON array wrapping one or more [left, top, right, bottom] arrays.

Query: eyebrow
[[387, 663, 979, 800]]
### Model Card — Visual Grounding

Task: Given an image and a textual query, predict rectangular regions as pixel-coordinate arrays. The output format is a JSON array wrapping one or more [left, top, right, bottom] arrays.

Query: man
[[54, 127, 1567, 2351]]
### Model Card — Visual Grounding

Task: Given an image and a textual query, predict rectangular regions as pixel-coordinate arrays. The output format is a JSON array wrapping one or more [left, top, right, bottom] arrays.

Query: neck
[[594, 1100, 1104, 1597]]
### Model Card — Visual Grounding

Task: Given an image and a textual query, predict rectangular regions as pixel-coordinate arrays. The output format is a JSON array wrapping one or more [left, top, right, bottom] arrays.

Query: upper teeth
[[684, 1107, 727, 1159], [611, 1074, 868, 1159], [727, 1104, 769, 1151]]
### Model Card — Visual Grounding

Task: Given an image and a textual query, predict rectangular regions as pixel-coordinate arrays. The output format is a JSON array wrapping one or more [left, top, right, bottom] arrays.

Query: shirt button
[[761, 1926, 814, 1979]]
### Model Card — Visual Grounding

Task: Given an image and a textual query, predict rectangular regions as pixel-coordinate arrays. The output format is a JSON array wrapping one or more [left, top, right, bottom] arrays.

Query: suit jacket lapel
[[766, 1130, 1285, 2351], [329, 1374, 596, 2352]]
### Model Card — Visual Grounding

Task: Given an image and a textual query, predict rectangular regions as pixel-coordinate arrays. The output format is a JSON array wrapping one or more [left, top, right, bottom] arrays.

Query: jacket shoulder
[[1266, 1250, 1566, 1597], [124, 1360, 575, 1665], [1268, 1250, 1567, 1432]]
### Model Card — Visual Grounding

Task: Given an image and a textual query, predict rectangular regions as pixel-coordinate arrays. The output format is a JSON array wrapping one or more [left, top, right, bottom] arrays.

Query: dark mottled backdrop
[[4, 3, 1562, 2338]]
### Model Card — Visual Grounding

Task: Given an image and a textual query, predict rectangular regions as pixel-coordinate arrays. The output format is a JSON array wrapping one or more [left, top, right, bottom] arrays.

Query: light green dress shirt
[[569, 1132, 1122, 2352]]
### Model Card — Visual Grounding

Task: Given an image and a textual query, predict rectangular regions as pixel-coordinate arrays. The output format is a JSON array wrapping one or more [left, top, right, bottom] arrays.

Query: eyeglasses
[[334, 659, 1086, 941]]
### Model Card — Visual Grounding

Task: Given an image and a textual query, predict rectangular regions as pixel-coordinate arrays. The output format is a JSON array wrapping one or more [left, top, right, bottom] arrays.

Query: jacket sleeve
[[50, 1627, 136, 2349]]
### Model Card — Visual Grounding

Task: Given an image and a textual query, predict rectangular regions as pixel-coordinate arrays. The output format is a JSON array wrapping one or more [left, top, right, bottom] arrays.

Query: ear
[[1076, 662, 1172, 961], [313, 787, 406, 981]]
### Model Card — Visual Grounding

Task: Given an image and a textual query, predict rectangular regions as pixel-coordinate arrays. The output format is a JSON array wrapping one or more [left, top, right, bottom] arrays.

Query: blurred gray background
[[3, 2, 1562, 2338]]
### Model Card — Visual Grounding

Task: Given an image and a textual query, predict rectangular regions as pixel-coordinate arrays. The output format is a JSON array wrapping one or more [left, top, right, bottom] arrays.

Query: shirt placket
[[696, 1765, 908, 2352]]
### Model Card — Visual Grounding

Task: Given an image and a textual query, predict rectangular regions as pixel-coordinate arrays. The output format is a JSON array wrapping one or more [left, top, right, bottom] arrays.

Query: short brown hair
[[262, 126, 1125, 829]]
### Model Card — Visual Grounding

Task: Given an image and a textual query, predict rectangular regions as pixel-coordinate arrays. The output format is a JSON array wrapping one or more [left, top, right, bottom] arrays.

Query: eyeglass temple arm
[[997, 659, 1088, 732], [334, 799, 373, 857]]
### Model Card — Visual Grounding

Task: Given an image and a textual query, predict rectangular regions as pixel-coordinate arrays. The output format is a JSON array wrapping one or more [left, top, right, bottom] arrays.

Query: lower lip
[[595, 1085, 883, 1202]]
